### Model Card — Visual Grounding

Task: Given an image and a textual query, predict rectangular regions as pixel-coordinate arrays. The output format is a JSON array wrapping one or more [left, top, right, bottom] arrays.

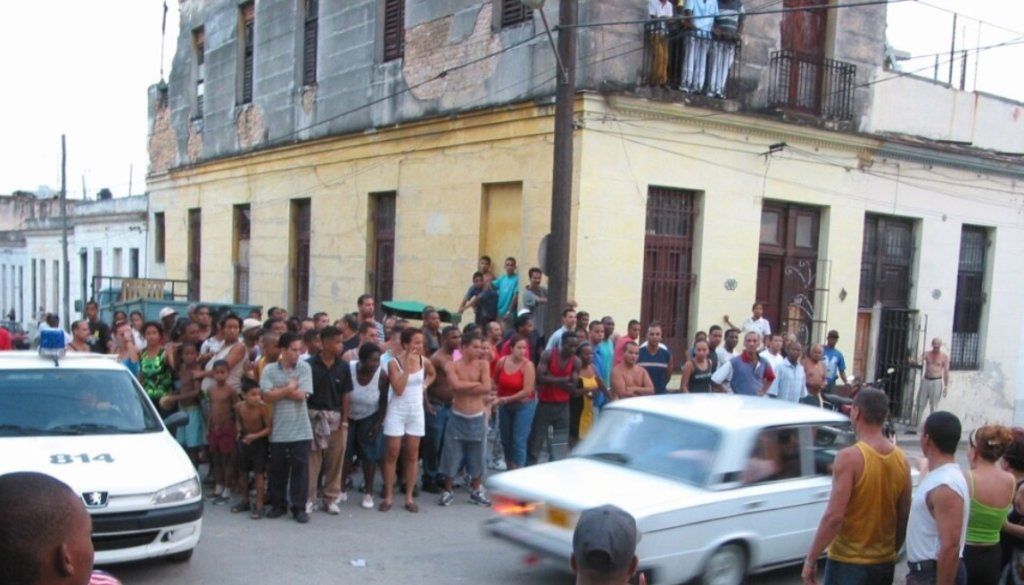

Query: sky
[[0, 0, 1021, 197]]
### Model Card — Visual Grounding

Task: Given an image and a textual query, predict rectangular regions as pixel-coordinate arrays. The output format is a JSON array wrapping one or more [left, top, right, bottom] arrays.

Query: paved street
[[105, 437, 937, 585]]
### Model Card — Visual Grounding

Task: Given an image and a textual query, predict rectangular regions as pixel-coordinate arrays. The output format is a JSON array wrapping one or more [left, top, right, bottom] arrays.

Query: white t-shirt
[[743, 316, 772, 339], [649, 0, 674, 17], [906, 462, 969, 563], [759, 349, 785, 396]]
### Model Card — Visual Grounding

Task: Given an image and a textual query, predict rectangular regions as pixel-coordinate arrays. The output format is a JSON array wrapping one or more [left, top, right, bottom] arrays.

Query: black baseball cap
[[572, 505, 640, 573]]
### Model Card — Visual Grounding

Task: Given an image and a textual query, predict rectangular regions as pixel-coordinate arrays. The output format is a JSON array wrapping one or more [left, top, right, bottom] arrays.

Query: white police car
[[0, 331, 202, 564]]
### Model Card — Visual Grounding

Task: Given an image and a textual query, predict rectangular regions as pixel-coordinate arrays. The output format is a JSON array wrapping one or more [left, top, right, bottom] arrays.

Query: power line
[[912, 0, 1024, 40]]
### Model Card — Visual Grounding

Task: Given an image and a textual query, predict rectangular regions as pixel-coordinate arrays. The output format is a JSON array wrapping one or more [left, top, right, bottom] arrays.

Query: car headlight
[[152, 477, 201, 505]]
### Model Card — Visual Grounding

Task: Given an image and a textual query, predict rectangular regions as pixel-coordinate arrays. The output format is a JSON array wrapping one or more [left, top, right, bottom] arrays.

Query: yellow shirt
[[828, 442, 909, 564]]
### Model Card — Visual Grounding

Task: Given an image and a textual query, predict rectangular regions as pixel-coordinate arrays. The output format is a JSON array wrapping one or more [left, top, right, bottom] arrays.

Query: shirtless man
[[438, 333, 493, 507], [422, 326, 461, 493], [233, 379, 272, 518], [916, 337, 950, 424], [611, 342, 655, 400], [802, 344, 827, 397], [206, 360, 238, 504]]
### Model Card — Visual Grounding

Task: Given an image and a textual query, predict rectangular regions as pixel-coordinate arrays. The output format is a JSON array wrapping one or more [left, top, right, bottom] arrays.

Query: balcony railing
[[768, 50, 856, 121], [641, 23, 742, 99]]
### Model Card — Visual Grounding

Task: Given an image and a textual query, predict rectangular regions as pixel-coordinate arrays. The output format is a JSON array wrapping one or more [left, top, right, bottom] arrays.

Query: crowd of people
[[25, 256, 875, 525], [802, 386, 1024, 585]]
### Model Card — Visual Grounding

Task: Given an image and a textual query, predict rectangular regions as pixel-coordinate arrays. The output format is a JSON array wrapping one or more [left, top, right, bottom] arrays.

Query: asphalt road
[[105, 436, 938, 585]]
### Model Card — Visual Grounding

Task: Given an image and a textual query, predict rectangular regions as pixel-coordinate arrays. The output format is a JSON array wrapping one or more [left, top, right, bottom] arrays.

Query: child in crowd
[[233, 378, 271, 519], [169, 343, 206, 468], [206, 360, 237, 504]]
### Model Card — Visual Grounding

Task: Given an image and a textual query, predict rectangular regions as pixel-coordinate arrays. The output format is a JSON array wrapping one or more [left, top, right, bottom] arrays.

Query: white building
[[17, 195, 149, 328]]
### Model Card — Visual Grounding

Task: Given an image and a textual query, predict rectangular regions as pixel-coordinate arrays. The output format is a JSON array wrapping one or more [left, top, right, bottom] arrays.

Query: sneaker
[[338, 491, 348, 503], [470, 490, 492, 507], [206, 485, 223, 500], [438, 491, 454, 507], [305, 501, 316, 514], [212, 495, 230, 505], [361, 494, 374, 509], [265, 507, 286, 519], [326, 501, 341, 515], [294, 511, 310, 524], [488, 458, 507, 471]]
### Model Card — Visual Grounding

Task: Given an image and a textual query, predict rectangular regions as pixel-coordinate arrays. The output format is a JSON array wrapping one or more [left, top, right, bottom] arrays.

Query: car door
[[727, 425, 834, 567]]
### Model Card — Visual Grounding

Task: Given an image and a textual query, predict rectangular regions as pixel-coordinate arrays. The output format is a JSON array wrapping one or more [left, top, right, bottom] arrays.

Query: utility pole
[[60, 135, 70, 331], [542, 0, 577, 336]]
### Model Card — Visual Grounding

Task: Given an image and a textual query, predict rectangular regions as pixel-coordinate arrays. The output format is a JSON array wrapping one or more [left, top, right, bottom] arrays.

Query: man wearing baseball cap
[[572, 504, 643, 585]]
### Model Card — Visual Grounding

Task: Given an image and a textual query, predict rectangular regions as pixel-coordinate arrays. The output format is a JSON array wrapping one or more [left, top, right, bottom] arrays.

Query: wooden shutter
[[383, 0, 404, 62], [302, 0, 318, 85], [501, 0, 533, 28], [241, 2, 255, 103]]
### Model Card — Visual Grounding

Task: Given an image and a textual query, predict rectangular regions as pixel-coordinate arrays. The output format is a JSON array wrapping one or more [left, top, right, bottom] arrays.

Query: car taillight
[[493, 494, 538, 517]]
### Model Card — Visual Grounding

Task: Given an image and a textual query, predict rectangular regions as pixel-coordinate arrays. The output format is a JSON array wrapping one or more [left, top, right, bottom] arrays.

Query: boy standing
[[233, 379, 271, 519], [206, 360, 238, 504]]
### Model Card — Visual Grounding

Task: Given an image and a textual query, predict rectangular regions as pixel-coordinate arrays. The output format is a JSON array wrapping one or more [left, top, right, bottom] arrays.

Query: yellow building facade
[[148, 92, 1024, 429]]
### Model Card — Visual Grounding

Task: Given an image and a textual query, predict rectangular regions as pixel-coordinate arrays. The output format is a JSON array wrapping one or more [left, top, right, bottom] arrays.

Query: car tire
[[165, 549, 194, 563], [699, 543, 746, 585]]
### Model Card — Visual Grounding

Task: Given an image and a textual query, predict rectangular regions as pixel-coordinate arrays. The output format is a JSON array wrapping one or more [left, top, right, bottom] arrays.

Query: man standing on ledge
[[802, 388, 911, 585]]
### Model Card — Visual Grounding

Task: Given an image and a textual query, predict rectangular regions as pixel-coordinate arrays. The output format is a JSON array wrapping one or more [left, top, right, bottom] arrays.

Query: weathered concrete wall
[[865, 75, 1024, 154]]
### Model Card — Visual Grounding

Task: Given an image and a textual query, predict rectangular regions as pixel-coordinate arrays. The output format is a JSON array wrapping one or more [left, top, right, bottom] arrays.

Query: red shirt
[[0, 327, 11, 350], [539, 351, 575, 403]]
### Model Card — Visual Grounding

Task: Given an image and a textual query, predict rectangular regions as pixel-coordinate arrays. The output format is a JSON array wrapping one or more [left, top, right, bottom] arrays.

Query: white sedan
[[485, 394, 853, 585]]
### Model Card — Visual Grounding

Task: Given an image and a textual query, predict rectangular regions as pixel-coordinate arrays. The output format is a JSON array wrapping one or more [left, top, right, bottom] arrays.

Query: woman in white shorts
[[380, 327, 435, 513]]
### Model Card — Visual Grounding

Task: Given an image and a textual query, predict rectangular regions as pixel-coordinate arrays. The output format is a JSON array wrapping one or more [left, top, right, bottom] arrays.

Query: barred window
[[193, 28, 205, 117], [951, 226, 988, 370]]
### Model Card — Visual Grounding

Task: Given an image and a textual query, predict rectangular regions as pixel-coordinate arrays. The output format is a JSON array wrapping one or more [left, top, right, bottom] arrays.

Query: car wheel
[[699, 543, 746, 585], [165, 549, 194, 563]]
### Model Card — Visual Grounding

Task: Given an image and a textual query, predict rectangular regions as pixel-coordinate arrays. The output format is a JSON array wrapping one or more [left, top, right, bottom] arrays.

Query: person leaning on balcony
[[679, 0, 718, 93], [647, 0, 675, 87], [706, 0, 743, 98]]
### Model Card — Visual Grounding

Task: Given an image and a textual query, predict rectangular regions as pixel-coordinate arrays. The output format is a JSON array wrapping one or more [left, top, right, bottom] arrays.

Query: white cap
[[159, 307, 178, 319]]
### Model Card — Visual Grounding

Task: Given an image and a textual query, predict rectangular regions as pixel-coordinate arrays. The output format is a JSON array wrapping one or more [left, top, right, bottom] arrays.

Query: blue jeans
[[499, 399, 537, 468], [823, 559, 894, 585], [421, 403, 450, 487]]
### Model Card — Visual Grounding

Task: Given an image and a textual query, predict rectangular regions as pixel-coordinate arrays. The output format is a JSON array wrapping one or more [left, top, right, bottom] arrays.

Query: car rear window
[[574, 409, 720, 486], [0, 369, 162, 436]]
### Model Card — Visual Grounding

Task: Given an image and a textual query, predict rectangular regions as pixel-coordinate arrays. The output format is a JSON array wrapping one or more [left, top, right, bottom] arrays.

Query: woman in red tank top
[[493, 336, 536, 469]]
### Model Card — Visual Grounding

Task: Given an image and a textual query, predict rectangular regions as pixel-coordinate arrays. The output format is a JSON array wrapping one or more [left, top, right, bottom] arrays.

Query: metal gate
[[640, 187, 696, 363], [875, 308, 926, 425]]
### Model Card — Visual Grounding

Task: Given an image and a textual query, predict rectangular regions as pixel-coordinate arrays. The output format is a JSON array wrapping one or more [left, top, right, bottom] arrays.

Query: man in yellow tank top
[[802, 388, 912, 585]]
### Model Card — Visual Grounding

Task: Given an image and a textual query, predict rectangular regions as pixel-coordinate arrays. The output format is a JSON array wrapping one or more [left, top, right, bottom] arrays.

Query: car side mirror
[[163, 411, 189, 431]]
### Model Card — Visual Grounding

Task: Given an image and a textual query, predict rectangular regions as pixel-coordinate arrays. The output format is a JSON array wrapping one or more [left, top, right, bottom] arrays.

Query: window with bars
[[302, 0, 318, 85], [154, 212, 166, 263], [193, 28, 205, 117], [239, 2, 255, 104], [291, 199, 311, 318], [951, 225, 988, 370], [859, 214, 914, 309], [500, 0, 533, 28], [382, 0, 404, 62], [129, 248, 139, 278], [188, 209, 202, 302]]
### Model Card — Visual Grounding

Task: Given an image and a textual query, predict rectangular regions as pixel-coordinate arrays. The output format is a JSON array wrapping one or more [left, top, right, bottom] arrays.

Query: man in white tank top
[[905, 411, 969, 585]]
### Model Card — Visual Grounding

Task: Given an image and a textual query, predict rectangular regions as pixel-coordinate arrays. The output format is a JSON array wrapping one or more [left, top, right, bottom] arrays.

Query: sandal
[[378, 501, 392, 512], [231, 502, 249, 514], [405, 501, 419, 514], [250, 507, 262, 520]]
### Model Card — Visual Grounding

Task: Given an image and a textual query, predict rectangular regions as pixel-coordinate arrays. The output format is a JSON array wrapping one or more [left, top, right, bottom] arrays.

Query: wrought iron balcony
[[641, 23, 742, 99], [768, 50, 856, 121]]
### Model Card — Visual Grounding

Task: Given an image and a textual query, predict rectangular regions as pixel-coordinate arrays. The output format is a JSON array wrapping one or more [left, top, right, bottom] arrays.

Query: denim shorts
[[348, 413, 382, 463]]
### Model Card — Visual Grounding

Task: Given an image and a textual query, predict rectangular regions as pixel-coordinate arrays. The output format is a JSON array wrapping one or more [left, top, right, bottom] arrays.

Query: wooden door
[[640, 187, 696, 364], [291, 199, 311, 318], [756, 257, 784, 330], [853, 310, 871, 381], [757, 203, 820, 344], [370, 192, 396, 307], [187, 209, 201, 301], [781, 0, 828, 111]]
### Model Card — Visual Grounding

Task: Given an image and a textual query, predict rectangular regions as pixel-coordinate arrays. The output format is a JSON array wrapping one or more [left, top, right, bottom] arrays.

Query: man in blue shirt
[[822, 329, 848, 392], [492, 257, 520, 322], [637, 322, 672, 395], [458, 272, 498, 326]]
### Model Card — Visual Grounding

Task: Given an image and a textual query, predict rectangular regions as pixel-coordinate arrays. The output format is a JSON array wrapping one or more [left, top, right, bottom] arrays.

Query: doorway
[[757, 202, 823, 345]]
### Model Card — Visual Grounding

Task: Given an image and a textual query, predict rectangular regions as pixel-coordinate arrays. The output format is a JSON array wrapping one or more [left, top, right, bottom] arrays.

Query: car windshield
[[574, 409, 720, 487], [0, 369, 162, 436]]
